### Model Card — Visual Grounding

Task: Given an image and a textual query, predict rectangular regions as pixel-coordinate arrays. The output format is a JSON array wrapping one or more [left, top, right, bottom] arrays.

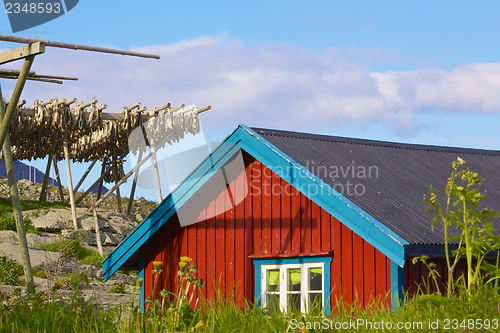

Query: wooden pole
[[151, 145, 163, 203], [0, 34, 160, 59], [0, 84, 34, 291], [97, 160, 106, 200], [112, 155, 123, 213], [39, 129, 60, 201], [62, 133, 78, 230], [52, 156, 65, 201], [76, 163, 113, 205], [74, 159, 97, 192], [91, 197, 104, 257], [0, 54, 36, 152], [91, 147, 161, 209], [127, 148, 144, 215]]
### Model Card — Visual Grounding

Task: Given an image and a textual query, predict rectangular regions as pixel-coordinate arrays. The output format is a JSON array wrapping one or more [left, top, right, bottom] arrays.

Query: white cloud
[[3, 35, 500, 136]]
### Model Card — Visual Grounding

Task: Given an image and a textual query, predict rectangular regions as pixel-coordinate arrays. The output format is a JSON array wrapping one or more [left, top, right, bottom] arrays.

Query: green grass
[[108, 282, 126, 294], [0, 197, 70, 235], [0, 256, 23, 286], [37, 239, 106, 267]]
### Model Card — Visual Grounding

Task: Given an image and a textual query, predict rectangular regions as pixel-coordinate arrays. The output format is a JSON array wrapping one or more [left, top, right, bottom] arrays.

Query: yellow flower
[[299, 327, 308, 333], [194, 320, 206, 329], [40, 295, 46, 302], [179, 262, 187, 269], [180, 256, 192, 263], [55, 280, 63, 289], [153, 261, 162, 270], [137, 278, 144, 286]]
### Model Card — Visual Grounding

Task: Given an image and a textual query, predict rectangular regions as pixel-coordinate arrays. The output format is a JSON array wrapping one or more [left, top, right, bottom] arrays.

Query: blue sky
[[1, 1, 500, 201]]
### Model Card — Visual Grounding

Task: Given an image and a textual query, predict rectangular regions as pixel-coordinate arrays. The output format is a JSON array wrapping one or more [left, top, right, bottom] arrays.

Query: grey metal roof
[[251, 127, 500, 245]]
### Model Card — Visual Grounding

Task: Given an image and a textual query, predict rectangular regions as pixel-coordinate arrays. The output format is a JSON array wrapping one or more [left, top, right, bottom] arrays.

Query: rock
[[30, 209, 75, 232], [78, 216, 108, 231], [135, 213, 144, 222], [0, 230, 18, 244], [103, 233, 124, 246], [61, 229, 104, 247], [25, 233, 64, 247]]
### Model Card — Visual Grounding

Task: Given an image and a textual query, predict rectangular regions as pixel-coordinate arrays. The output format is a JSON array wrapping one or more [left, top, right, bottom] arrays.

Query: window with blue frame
[[254, 256, 332, 314]]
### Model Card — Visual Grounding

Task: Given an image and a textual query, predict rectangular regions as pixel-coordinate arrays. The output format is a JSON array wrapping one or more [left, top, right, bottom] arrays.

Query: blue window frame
[[254, 256, 332, 314]]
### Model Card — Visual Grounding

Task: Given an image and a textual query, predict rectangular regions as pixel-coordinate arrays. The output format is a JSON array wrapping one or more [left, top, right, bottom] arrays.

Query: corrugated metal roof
[[251, 127, 500, 245]]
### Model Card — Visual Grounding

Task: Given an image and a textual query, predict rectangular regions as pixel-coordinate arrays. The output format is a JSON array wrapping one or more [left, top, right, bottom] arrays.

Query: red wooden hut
[[102, 125, 500, 313]]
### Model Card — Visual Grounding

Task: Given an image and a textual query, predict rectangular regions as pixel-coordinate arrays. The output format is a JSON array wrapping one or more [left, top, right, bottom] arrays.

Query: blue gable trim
[[138, 254, 145, 313], [391, 260, 404, 311], [253, 256, 332, 314], [103, 124, 408, 281]]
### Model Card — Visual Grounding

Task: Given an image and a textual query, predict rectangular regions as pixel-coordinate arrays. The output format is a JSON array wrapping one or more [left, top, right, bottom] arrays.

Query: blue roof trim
[[103, 124, 408, 280], [102, 135, 242, 280], [237, 125, 408, 267]]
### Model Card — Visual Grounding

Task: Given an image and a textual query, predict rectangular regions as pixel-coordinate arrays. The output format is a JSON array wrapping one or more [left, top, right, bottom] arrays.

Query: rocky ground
[[0, 178, 158, 309]]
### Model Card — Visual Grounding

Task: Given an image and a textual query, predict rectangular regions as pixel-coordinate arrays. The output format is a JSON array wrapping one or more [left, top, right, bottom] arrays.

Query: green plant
[[109, 282, 126, 294], [0, 216, 39, 234], [424, 157, 500, 297], [61, 271, 92, 291], [32, 267, 48, 279], [0, 256, 23, 286]]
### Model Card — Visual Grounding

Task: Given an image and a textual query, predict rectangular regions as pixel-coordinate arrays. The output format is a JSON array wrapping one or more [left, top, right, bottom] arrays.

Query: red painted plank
[[341, 224, 353, 304], [261, 165, 272, 254], [281, 179, 291, 254], [196, 212, 207, 299], [363, 241, 375, 306], [352, 233, 364, 306], [311, 202, 321, 253], [225, 179, 235, 300], [159, 224, 169, 294], [375, 249, 386, 301], [386, 257, 392, 308], [234, 165, 246, 307], [301, 193, 312, 253], [244, 158, 254, 301], [331, 216, 341, 307], [145, 256, 153, 309], [252, 160, 262, 256], [271, 172, 281, 254], [215, 187, 226, 293], [407, 258, 420, 297], [290, 186, 301, 255], [420, 261, 430, 294], [320, 208, 331, 253], [169, 221, 180, 300], [206, 200, 216, 299]]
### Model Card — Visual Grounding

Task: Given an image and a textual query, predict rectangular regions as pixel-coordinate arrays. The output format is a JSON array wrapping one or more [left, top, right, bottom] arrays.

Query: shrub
[[109, 282, 126, 294], [0, 256, 24, 286]]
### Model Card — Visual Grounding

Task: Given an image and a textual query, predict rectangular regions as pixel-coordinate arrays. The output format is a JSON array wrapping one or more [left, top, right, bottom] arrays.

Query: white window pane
[[309, 292, 322, 310], [266, 294, 280, 313], [287, 293, 301, 313], [308, 267, 322, 291], [266, 269, 280, 292], [287, 268, 301, 291]]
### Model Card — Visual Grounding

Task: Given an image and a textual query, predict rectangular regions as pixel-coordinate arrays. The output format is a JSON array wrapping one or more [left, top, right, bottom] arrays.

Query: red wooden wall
[[405, 257, 469, 296], [140, 152, 393, 309]]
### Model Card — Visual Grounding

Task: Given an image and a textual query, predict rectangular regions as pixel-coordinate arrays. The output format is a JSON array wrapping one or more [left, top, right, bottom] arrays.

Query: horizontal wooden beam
[[0, 69, 36, 75], [0, 69, 78, 81], [16, 103, 206, 122], [0, 42, 45, 65], [0, 74, 62, 84], [0, 35, 159, 59]]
